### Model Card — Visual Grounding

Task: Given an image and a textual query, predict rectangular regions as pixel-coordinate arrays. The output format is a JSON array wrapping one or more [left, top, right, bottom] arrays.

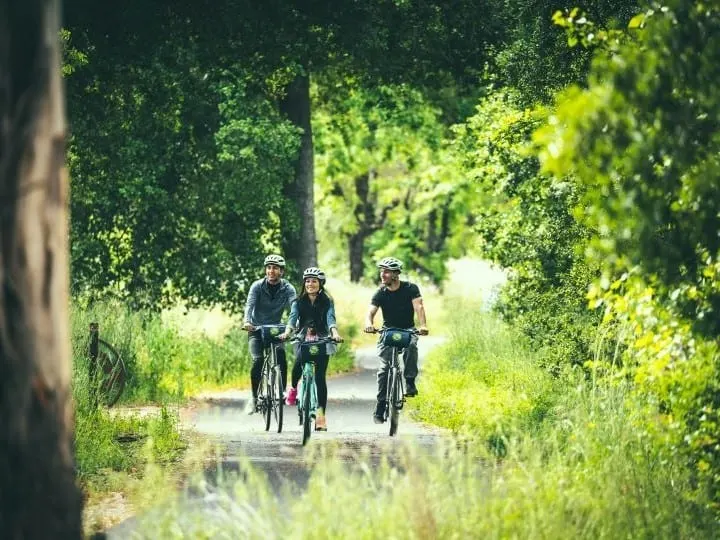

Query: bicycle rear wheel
[[274, 365, 284, 433], [95, 339, 127, 407], [388, 367, 399, 436], [302, 376, 312, 446]]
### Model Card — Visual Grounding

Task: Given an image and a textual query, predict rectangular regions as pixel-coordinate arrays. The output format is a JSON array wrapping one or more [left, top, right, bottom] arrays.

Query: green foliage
[[410, 301, 717, 536], [137, 305, 716, 538], [536, 0, 720, 508], [452, 89, 602, 365], [496, 0, 638, 103], [412, 300, 557, 445], [65, 27, 300, 311], [70, 300, 250, 403], [74, 406, 184, 487], [315, 82, 470, 284]]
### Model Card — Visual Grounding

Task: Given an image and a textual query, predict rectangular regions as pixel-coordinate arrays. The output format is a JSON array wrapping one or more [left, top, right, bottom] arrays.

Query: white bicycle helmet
[[263, 254, 286, 268], [303, 266, 326, 283], [376, 257, 403, 273]]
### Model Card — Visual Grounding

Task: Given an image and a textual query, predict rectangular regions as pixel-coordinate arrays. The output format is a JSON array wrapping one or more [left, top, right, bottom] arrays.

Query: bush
[[412, 299, 557, 448]]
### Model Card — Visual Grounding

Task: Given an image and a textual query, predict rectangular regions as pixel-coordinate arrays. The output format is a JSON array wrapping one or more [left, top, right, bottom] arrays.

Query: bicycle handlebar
[[290, 336, 342, 345], [365, 327, 422, 335]]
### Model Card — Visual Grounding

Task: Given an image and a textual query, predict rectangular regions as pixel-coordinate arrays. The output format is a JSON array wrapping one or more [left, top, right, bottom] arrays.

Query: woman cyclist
[[278, 267, 342, 431]]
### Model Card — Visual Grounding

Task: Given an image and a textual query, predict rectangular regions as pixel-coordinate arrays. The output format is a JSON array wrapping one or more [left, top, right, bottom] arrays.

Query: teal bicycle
[[255, 324, 286, 433], [293, 335, 338, 446]]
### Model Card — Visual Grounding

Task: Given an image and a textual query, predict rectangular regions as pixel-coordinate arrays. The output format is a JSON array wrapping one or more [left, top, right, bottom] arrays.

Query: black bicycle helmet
[[376, 257, 403, 273], [264, 254, 286, 268]]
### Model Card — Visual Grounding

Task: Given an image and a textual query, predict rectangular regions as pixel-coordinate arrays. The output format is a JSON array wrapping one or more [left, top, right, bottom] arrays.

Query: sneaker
[[285, 387, 298, 406], [315, 415, 327, 431], [405, 378, 418, 397], [373, 401, 387, 424], [244, 398, 257, 415]]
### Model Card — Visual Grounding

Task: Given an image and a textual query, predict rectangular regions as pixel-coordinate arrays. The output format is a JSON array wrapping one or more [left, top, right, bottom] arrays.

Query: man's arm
[[364, 304, 379, 333], [286, 282, 297, 308], [412, 297, 429, 335], [243, 282, 259, 330]]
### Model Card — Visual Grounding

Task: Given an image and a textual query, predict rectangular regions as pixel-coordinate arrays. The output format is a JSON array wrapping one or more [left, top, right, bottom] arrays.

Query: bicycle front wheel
[[263, 364, 272, 431], [274, 364, 284, 433], [302, 377, 312, 446], [388, 367, 400, 437]]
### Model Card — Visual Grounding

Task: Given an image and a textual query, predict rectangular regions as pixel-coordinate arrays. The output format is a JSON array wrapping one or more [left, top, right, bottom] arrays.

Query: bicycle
[[88, 323, 127, 408], [291, 335, 339, 446], [371, 327, 420, 436], [252, 324, 287, 433]]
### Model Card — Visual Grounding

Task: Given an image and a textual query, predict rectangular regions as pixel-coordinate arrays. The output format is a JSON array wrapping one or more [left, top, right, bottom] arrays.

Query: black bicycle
[[88, 323, 127, 408], [372, 327, 420, 436], [254, 324, 286, 433]]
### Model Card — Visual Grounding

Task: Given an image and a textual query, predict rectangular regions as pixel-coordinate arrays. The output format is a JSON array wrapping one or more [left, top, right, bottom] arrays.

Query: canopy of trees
[[61, 0, 720, 518]]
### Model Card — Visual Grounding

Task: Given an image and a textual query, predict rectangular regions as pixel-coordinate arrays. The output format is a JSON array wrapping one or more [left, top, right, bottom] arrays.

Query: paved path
[[107, 336, 445, 538]]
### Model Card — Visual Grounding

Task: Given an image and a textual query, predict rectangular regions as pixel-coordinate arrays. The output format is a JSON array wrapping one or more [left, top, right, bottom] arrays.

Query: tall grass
[[135, 382, 715, 539], [71, 300, 250, 403], [412, 297, 557, 441], [127, 297, 716, 538]]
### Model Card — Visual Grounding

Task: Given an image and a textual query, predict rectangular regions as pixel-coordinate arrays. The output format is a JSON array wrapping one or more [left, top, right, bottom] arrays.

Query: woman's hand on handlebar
[[330, 328, 344, 343], [243, 322, 256, 332]]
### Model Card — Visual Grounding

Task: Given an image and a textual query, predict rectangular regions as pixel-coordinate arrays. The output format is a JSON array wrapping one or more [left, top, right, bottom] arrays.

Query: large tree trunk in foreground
[[0, 1, 83, 537], [279, 71, 318, 273]]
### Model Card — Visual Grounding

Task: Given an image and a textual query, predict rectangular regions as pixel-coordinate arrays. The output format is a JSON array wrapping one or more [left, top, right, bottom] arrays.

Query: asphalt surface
[[107, 336, 445, 538]]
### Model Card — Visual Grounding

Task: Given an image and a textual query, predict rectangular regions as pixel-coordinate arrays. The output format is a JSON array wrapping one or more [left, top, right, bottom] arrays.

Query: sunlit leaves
[[314, 82, 463, 283], [537, 0, 720, 505]]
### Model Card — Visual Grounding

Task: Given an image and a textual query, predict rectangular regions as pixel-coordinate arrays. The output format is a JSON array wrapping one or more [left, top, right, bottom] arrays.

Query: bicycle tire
[[388, 367, 399, 436], [274, 364, 284, 433], [263, 363, 272, 431], [96, 339, 127, 407], [297, 379, 303, 425], [302, 374, 312, 446]]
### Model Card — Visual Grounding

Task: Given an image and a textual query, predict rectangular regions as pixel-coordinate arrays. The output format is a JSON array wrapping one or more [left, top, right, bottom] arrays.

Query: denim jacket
[[286, 297, 338, 338], [243, 278, 296, 326]]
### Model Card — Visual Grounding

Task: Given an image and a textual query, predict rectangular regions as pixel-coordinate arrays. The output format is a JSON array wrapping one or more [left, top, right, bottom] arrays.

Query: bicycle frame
[[293, 336, 335, 446]]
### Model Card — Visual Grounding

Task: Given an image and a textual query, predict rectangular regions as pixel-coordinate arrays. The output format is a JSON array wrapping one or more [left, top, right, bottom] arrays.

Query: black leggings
[[291, 355, 329, 410]]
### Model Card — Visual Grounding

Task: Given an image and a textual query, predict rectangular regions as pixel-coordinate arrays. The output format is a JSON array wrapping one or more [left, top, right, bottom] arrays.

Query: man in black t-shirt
[[364, 257, 429, 424]]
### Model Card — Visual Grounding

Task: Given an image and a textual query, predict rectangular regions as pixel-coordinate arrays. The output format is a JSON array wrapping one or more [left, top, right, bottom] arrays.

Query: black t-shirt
[[371, 281, 421, 329]]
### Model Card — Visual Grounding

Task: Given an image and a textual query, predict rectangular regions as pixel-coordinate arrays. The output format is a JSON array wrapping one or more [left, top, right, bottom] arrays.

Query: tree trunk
[[348, 231, 367, 283], [279, 71, 317, 273], [0, 1, 83, 537]]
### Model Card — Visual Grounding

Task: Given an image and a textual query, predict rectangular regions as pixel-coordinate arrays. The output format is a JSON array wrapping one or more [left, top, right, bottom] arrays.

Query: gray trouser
[[376, 335, 418, 402], [248, 332, 287, 397]]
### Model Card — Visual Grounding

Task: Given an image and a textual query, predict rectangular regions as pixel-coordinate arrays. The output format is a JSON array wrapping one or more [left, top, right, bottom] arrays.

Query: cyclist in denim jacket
[[278, 267, 342, 431], [242, 254, 297, 414], [364, 257, 429, 424]]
